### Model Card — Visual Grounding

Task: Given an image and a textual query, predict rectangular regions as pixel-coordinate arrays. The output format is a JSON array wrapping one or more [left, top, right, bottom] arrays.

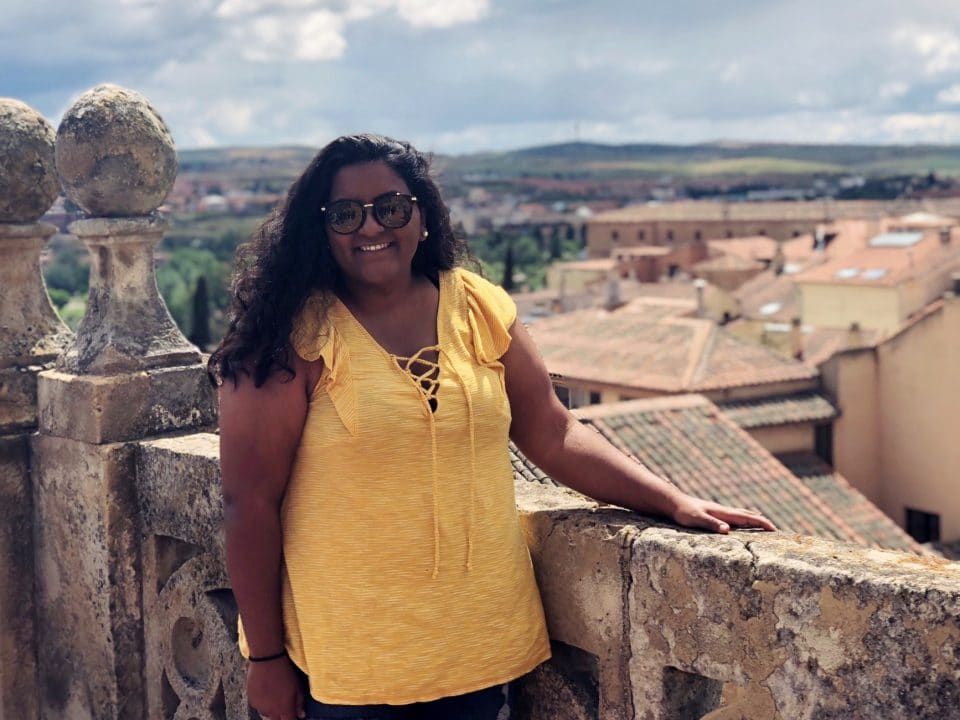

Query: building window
[[793, 230, 801, 237], [905, 508, 940, 543], [638, 230, 645, 241], [611, 230, 619, 243], [589, 391, 602, 404], [815, 424, 833, 465], [726, 230, 734, 238], [553, 384, 570, 408], [666, 229, 674, 241], [758, 228, 767, 236], [694, 230, 702, 241]]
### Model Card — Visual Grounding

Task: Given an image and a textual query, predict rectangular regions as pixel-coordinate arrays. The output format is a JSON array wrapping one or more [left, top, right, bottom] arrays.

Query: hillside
[[177, 141, 960, 188]]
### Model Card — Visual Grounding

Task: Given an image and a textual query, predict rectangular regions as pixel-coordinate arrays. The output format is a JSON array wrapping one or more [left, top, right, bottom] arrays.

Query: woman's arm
[[503, 321, 775, 533], [219, 355, 319, 720]]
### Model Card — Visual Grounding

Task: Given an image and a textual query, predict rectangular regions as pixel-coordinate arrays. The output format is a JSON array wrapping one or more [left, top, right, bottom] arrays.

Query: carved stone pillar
[[33, 84, 216, 720], [0, 98, 69, 720]]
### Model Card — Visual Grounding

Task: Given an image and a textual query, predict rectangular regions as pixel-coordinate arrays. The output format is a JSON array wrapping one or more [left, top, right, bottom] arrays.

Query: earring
[[421, 230, 429, 241]]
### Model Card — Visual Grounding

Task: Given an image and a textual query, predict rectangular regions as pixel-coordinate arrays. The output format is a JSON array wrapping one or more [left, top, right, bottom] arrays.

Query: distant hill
[[435, 141, 960, 178], [177, 141, 960, 184]]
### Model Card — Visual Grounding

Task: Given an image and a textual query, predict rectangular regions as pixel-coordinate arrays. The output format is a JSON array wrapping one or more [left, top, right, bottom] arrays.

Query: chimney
[[693, 278, 707, 318], [772, 242, 786, 275], [790, 317, 803, 360], [605, 278, 622, 311], [848, 321, 863, 348]]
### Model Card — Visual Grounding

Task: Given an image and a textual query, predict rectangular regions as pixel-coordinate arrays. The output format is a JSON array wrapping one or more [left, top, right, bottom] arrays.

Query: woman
[[210, 134, 774, 720]]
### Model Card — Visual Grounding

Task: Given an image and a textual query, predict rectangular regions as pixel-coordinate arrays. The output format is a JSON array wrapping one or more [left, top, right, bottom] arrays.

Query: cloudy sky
[[4, 0, 960, 153]]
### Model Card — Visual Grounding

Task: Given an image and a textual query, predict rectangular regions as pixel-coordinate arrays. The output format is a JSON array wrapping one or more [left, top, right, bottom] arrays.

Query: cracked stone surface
[[0, 99, 59, 222], [516, 479, 960, 720], [55, 84, 177, 216]]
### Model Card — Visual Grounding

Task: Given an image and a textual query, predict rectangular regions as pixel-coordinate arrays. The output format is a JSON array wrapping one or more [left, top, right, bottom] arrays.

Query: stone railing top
[[138, 433, 960, 719], [0, 98, 59, 223], [55, 84, 177, 217], [141, 433, 960, 594]]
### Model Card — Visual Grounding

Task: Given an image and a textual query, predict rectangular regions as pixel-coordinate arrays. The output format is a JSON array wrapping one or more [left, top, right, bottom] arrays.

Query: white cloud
[[720, 61, 744, 85], [794, 90, 828, 108], [893, 27, 960, 75], [395, 0, 489, 28], [936, 84, 960, 104], [214, 0, 319, 19], [878, 81, 909, 100], [881, 112, 960, 142], [233, 10, 347, 61]]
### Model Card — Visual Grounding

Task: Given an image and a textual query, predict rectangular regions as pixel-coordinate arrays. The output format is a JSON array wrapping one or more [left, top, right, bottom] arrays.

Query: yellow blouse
[[238, 268, 550, 704]]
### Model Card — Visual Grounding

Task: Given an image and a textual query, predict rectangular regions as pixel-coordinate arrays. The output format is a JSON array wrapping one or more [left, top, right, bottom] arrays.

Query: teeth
[[358, 242, 390, 252]]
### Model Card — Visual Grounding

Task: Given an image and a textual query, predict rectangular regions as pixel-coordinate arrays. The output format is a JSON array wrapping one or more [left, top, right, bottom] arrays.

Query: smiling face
[[324, 160, 425, 293]]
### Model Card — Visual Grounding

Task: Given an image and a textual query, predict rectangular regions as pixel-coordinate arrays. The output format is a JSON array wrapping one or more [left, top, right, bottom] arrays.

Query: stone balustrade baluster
[[32, 84, 217, 720], [0, 97, 71, 720]]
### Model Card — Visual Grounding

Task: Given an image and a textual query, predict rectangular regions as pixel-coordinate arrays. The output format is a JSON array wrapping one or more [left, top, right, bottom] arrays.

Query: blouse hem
[[303, 645, 552, 707]]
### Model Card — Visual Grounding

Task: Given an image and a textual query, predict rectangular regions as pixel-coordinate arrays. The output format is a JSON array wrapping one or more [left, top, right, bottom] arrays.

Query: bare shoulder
[[218, 351, 322, 503]]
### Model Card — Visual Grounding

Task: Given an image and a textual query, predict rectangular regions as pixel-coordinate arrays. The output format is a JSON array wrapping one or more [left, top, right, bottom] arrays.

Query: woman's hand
[[670, 494, 777, 534], [247, 657, 305, 720]]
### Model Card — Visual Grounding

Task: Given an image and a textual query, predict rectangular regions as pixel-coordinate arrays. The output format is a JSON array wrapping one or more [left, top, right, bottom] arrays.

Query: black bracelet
[[248, 649, 287, 663]]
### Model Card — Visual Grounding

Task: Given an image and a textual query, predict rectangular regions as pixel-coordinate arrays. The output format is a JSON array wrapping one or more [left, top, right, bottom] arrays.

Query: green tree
[[502, 238, 515, 291], [189, 275, 212, 349], [549, 226, 563, 260]]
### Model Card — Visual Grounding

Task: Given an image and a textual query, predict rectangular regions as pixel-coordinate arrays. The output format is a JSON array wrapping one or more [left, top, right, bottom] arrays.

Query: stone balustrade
[[1, 85, 959, 720], [135, 435, 960, 720]]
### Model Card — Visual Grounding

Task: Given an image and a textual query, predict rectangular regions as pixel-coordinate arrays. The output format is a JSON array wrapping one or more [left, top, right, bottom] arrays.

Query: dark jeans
[[302, 680, 508, 720]]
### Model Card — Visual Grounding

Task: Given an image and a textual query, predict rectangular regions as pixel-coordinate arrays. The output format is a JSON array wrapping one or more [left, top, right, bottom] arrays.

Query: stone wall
[[135, 436, 960, 720], [516, 481, 960, 720]]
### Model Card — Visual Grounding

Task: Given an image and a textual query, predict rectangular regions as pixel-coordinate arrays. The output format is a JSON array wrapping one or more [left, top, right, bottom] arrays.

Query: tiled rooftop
[[528, 308, 817, 393], [776, 452, 924, 554], [717, 392, 838, 429], [794, 230, 960, 287], [693, 252, 766, 273], [731, 267, 801, 323], [511, 395, 921, 553]]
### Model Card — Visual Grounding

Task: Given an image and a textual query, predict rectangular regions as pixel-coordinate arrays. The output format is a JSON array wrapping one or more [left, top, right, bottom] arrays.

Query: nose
[[357, 205, 383, 237]]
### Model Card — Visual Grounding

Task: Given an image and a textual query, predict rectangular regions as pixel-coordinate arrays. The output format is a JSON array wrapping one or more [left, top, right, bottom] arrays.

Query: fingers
[[709, 505, 777, 532]]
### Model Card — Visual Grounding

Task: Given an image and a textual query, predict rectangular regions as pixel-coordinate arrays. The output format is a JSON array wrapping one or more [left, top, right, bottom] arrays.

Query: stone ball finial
[[55, 84, 178, 216], [0, 99, 59, 223]]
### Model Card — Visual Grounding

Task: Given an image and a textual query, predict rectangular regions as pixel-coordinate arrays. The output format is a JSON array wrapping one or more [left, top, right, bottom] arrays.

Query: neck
[[337, 272, 420, 315]]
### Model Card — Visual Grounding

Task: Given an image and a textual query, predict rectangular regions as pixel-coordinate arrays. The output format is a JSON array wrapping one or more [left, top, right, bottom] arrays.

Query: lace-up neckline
[[393, 346, 441, 412]]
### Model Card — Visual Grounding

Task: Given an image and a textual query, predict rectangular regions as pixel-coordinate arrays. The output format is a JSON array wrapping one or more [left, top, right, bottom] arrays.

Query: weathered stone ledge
[[138, 435, 960, 720]]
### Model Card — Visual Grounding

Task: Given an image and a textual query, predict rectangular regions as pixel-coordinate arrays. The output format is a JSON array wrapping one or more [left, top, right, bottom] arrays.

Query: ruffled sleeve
[[289, 293, 358, 435], [459, 269, 518, 364]]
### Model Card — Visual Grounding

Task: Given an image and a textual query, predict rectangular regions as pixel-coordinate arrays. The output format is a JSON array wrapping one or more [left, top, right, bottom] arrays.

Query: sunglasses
[[321, 192, 419, 235]]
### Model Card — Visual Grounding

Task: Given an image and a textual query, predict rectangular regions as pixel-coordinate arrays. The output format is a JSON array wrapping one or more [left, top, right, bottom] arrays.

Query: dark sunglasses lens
[[374, 195, 413, 228], [327, 201, 363, 234]]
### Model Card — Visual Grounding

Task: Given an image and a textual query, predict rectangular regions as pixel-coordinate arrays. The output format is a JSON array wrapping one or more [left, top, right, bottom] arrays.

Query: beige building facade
[[821, 288, 960, 543], [585, 200, 895, 258], [796, 228, 960, 332]]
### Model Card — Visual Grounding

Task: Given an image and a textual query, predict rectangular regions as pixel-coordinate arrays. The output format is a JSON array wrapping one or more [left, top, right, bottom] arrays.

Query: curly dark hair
[[208, 133, 474, 387]]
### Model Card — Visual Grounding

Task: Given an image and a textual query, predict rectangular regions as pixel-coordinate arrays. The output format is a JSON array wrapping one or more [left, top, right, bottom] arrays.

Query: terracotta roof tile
[[794, 231, 960, 287], [528, 310, 817, 393], [511, 396, 920, 553], [717, 393, 838, 429], [776, 452, 924, 554]]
